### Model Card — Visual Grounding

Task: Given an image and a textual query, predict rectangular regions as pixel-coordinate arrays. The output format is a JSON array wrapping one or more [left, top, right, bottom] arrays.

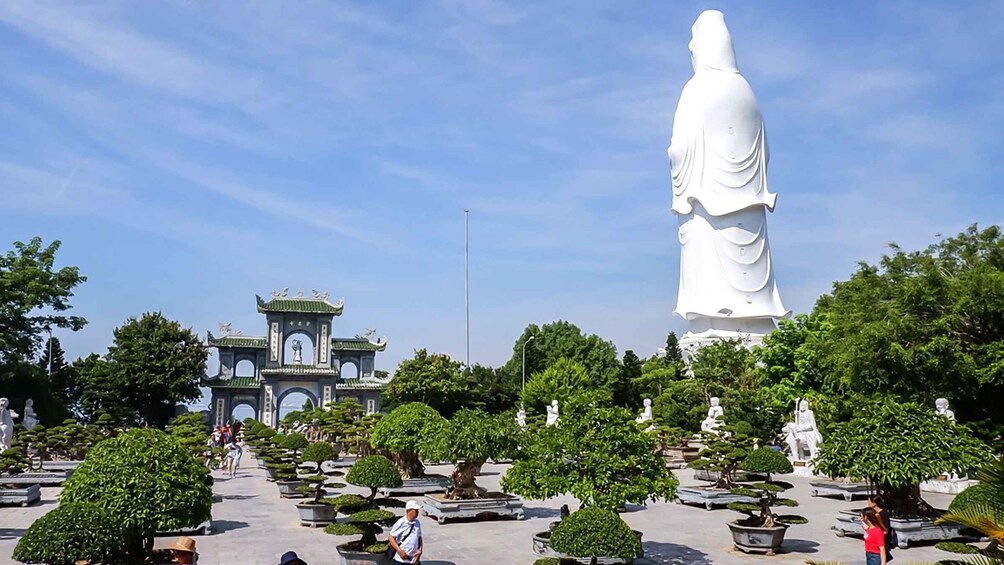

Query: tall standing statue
[[0, 398, 19, 452], [545, 400, 560, 427], [516, 406, 527, 429], [668, 10, 788, 354]]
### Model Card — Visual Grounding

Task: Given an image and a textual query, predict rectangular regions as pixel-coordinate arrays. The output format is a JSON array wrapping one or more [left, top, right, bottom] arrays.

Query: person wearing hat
[[388, 500, 424, 563], [166, 536, 198, 565], [278, 550, 307, 565]]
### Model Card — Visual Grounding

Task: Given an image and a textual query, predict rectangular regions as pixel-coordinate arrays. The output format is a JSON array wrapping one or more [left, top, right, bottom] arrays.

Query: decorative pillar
[[263, 384, 274, 428]]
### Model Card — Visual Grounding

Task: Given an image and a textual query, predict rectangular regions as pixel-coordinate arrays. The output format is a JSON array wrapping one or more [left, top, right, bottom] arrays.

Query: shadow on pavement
[[782, 538, 821, 554], [0, 528, 26, 540], [212, 520, 250, 534], [522, 506, 562, 520], [641, 541, 713, 565], [220, 494, 258, 501]]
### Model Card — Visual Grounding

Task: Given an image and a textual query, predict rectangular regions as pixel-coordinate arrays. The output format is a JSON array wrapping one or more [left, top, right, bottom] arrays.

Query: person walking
[[388, 500, 424, 564], [862, 508, 887, 565], [224, 437, 242, 478], [167, 536, 198, 564]]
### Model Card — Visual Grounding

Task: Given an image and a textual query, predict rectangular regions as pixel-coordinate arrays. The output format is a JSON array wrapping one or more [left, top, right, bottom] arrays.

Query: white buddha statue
[[516, 406, 527, 429], [701, 397, 724, 433], [22, 398, 38, 431], [935, 398, 956, 423], [0, 398, 19, 452], [668, 10, 788, 352], [636, 398, 653, 424], [545, 400, 560, 427], [783, 399, 823, 461]]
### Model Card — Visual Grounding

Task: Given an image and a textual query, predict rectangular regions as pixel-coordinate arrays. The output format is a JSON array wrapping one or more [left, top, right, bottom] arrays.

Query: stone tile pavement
[[0, 460, 960, 564]]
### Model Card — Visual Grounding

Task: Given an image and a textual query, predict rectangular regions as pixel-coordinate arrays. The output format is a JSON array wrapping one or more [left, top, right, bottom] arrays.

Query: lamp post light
[[521, 335, 535, 391]]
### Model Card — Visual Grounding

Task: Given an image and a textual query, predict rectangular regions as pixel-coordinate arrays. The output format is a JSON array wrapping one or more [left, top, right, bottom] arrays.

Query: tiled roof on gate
[[331, 338, 387, 352], [260, 365, 339, 377], [207, 333, 266, 349], [201, 376, 260, 389], [256, 294, 344, 315]]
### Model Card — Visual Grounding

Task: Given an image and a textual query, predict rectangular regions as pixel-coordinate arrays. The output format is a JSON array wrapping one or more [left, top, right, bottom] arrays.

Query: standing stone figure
[[783, 400, 823, 461], [545, 400, 559, 427], [291, 339, 303, 365], [636, 399, 653, 424], [0, 398, 19, 452], [668, 10, 788, 354], [22, 399, 38, 431], [516, 406, 527, 429], [700, 397, 724, 433], [935, 398, 956, 423]]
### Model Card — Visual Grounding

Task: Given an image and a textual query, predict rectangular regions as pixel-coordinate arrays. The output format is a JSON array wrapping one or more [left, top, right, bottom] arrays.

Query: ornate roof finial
[[270, 289, 281, 298], [296, 289, 305, 298], [356, 328, 377, 340], [281, 287, 289, 297], [311, 288, 321, 298], [334, 297, 345, 308]]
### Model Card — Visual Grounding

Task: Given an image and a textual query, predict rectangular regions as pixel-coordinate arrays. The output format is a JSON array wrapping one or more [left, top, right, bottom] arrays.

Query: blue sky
[[2, 1, 1003, 388]]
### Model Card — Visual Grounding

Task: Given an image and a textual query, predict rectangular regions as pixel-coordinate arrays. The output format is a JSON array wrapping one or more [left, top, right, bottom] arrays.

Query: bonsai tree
[[60, 428, 213, 558], [13, 502, 126, 565], [815, 401, 992, 517], [420, 408, 521, 499], [0, 445, 30, 483], [297, 442, 344, 504], [728, 447, 806, 529], [280, 431, 310, 457], [936, 456, 1004, 559], [689, 417, 755, 489], [370, 402, 446, 478], [167, 413, 211, 459], [548, 507, 641, 564], [502, 391, 678, 511], [324, 455, 403, 556]]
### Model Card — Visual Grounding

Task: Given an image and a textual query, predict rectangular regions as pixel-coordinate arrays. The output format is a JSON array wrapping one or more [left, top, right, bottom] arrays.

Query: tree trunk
[[883, 483, 935, 518], [448, 461, 488, 500], [393, 451, 425, 479]]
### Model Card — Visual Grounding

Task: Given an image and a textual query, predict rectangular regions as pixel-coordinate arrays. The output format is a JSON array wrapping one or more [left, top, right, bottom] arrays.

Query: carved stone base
[[832, 509, 983, 548], [920, 478, 978, 494], [0, 484, 41, 507], [421, 493, 524, 524], [2, 470, 73, 486], [810, 480, 874, 501], [676, 486, 759, 510], [378, 475, 450, 496], [784, 460, 820, 478]]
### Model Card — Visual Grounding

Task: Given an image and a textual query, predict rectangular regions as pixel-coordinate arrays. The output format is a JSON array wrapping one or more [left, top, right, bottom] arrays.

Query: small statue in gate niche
[[291, 339, 303, 365]]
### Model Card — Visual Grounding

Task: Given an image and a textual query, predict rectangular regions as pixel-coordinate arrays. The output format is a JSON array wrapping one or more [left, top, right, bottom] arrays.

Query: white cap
[[405, 500, 422, 511]]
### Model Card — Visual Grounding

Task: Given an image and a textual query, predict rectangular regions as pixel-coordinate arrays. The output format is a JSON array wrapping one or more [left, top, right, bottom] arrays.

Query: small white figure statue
[[636, 399, 653, 424], [935, 398, 956, 423], [292, 339, 303, 365], [545, 400, 559, 427], [516, 406, 527, 429], [0, 398, 19, 452], [701, 397, 724, 433], [783, 399, 823, 461], [22, 399, 38, 431]]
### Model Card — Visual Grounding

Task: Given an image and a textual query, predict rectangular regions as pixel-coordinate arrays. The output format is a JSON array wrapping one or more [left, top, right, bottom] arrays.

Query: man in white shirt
[[388, 500, 424, 564]]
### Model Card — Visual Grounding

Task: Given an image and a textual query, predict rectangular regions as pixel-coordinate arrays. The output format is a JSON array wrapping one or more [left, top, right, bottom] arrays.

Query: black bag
[[385, 523, 415, 561]]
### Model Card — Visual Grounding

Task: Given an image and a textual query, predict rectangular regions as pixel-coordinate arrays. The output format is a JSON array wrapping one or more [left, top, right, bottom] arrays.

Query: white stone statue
[[545, 400, 559, 427], [22, 399, 38, 431], [0, 398, 19, 452], [291, 339, 303, 365], [516, 406, 526, 429], [700, 397, 724, 433], [783, 399, 823, 461], [636, 398, 653, 424], [935, 398, 956, 423], [668, 10, 788, 353]]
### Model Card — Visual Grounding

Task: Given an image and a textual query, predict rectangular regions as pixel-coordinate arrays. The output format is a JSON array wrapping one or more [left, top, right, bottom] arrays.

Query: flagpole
[[464, 209, 470, 367]]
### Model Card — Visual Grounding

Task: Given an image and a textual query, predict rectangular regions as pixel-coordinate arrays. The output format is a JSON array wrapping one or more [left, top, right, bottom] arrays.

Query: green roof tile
[[207, 333, 266, 349], [256, 294, 344, 315], [202, 376, 260, 389], [331, 338, 387, 352]]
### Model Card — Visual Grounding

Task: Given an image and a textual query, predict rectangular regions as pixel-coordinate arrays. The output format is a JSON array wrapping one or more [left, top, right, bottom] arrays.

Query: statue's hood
[[690, 10, 738, 73]]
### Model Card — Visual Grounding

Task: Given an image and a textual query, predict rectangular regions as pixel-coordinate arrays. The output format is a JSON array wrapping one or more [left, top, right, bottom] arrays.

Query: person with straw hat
[[166, 536, 198, 564]]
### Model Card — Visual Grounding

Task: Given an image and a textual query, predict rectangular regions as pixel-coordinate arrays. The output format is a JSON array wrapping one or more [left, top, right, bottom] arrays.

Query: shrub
[[741, 446, 794, 475], [550, 507, 640, 558], [728, 448, 805, 528], [935, 541, 982, 554], [419, 409, 521, 499], [60, 428, 212, 556], [13, 502, 126, 565], [346, 455, 402, 500], [0, 446, 29, 476], [300, 442, 343, 503], [280, 432, 309, 453], [325, 493, 371, 513], [371, 402, 445, 478], [690, 417, 755, 489]]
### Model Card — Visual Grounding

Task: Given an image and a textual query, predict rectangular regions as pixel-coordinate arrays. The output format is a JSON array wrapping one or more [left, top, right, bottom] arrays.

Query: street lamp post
[[521, 335, 535, 391]]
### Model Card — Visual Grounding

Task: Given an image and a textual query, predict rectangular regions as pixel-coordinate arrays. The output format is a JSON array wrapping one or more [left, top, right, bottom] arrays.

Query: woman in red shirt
[[862, 508, 887, 565]]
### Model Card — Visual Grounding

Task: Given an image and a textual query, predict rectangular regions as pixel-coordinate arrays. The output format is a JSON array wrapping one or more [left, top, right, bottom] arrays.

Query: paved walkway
[[0, 459, 961, 564]]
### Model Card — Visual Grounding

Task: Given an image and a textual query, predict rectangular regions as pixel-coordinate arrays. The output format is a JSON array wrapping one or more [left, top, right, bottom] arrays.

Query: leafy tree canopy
[[381, 349, 468, 416], [504, 321, 620, 397], [521, 357, 600, 414]]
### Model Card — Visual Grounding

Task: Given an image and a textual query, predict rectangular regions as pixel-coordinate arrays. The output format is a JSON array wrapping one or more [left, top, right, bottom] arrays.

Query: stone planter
[[692, 469, 764, 483], [728, 521, 789, 555], [3, 469, 73, 486], [336, 543, 392, 565], [264, 467, 279, 481], [832, 509, 982, 548], [676, 486, 760, 510], [810, 479, 874, 501], [276, 479, 306, 498], [378, 474, 450, 496], [41, 460, 83, 472], [664, 446, 700, 469], [532, 529, 643, 563], [421, 493, 524, 524], [296, 502, 335, 527], [920, 477, 979, 494], [0, 484, 41, 507]]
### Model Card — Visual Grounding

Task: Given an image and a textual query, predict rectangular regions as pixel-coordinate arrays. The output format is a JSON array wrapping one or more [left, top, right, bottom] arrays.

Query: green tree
[[381, 349, 468, 417], [87, 313, 206, 427], [633, 334, 687, 400], [0, 237, 86, 363], [464, 363, 520, 414], [420, 409, 522, 499], [370, 402, 446, 478], [504, 321, 620, 395], [613, 350, 643, 408], [521, 358, 599, 414], [73, 354, 133, 424]]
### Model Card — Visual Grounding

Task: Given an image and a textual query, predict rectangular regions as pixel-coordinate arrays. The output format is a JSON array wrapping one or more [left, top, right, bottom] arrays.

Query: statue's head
[[799, 400, 809, 411], [0, 398, 6, 409], [25, 398, 32, 407], [710, 396, 720, 407], [689, 10, 738, 74], [643, 398, 652, 407], [936, 398, 949, 410], [551, 399, 558, 407]]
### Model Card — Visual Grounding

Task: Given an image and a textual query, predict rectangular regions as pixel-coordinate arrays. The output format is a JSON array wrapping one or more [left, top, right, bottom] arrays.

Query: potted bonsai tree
[[726, 447, 806, 555], [325, 455, 403, 564], [13, 502, 126, 565], [546, 507, 644, 565], [295, 442, 344, 527], [418, 409, 524, 523], [678, 418, 760, 510], [370, 402, 449, 494], [502, 392, 677, 561], [274, 432, 309, 497], [0, 445, 41, 506], [816, 401, 992, 548]]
